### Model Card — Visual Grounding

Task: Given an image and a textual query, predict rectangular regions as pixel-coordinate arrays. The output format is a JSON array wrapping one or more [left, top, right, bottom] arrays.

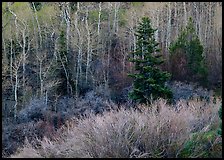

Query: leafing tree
[[128, 17, 173, 104]]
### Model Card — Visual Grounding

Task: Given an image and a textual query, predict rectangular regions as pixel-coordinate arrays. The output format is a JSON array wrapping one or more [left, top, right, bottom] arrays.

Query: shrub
[[10, 97, 221, 158], [179, 130, 222, 158], [16, 97, 48, 124]]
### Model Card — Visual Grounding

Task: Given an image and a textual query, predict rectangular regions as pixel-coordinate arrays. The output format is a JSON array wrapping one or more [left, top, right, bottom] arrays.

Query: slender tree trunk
[[64, 2, 72, 95], [155, 9, 159, 42], [13, 56, 22, 120], [194, 2, 202, 42], [10, 23, 13, 85], [106, 2, 112, 86], [131, 11, 137, 52], [166, 2, 172, 51], [85, 7, 91, 84], [39, 61, 43, 96], [183, 2, 187, 26], [113, 2, 120, 33], [14, 72, 18, 119], [174, 2, 178, 38], [31, 2, 42, 48], [22, 29, 26, 105], [97, 2, 101, 37], [74, 2, 82, 97]]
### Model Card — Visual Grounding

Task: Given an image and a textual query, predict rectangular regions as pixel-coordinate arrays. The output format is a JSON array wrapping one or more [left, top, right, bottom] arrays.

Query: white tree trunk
[[166, 2, 172, 51], [174, 2, 178, 38], [74, 2, 82, 97], [155, 9, 159, 42], [14, 72, 18, 119], [64, 2, 72, 95], [97, 2, 101, 37], [113, 2, 120, 33], [22, 30, 26, 105], [31, 2, 42, 48], [85, 7, 91, 84], [183, 2, 187, 26], [39, 61, 43, 96], [13, 55, 22, 120]]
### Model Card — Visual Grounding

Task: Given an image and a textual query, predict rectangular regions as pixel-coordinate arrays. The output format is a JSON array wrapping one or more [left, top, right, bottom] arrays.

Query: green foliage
[[128, 17, 173, 104], [36, 4, 58, 24], [179, 130, 221, 158], [169, 17, 208, 86], [217, 104, 222, 136], [131, 2, 144, 7], [89, 10, 109, 23], [118, 8, 127, 27]]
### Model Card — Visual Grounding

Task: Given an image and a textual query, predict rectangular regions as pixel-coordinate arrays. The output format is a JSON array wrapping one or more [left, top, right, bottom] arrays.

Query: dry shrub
[[11, 97, 221, 158]]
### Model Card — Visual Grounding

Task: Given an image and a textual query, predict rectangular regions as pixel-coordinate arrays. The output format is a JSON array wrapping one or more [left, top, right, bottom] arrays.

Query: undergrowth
[[10, 97, 222, 158]]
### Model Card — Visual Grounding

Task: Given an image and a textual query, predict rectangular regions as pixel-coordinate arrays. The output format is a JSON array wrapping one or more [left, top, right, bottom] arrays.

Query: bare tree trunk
[[10, 23, 13, 85], [63, 2, 72, 95], [8, 4, 30, 105], [194, 2, 202, 41], [116, 2, 120, 33], [174, 2, 178, 38], [106, 2, 112, 86], [97, 1, 102, 72], [13, 55, 22, 119], [74, 2, 82, 97], [131, 11, 137, 52], [183, 2, 187, 26], [97, 2, 101, 37], [85, 7, 91, 84], [166, 2, 172, 51], [22, 30, 26, 105], [113, 2, 120, 33], [155, 9, 159, 42], [31, 2, 42, 48], [40, 61, 43, 96], [36, 52, 45, 97], [2, 34, 7, 67], [14, 72, 18, 119]]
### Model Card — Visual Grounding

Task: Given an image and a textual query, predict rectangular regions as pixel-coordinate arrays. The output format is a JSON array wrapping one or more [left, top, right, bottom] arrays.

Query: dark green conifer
[[128, 17, 172, 104], [169, 17, 208, 86]]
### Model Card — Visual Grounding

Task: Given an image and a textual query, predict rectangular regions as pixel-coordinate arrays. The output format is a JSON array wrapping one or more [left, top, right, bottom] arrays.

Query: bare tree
[[73, 2, 83, 97], [113, 2, 120, 34], [61, 2, 73, 95], [166, 2, 172, 51], [31, 2, 42, 48], [12, 54, 23, 119], [183, 2, 187, 26], [85, 6, 92, 84], [8, 4, 32, 106]]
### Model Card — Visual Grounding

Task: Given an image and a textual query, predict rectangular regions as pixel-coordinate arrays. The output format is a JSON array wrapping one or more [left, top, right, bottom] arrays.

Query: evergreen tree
[[169, 17, 208, 86], [128, 17, 172, 104]]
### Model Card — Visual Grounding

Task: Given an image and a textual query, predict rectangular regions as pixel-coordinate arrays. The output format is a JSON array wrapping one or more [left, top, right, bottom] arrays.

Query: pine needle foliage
[[128, 17, 172, 104]]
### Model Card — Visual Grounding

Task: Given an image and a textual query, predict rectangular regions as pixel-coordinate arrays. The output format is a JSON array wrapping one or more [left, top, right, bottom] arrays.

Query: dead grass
[[10, 97, 221, 158]]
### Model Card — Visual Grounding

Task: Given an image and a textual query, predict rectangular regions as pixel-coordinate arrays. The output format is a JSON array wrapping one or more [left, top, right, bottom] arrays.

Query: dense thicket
[[2, 2, 222, 119]]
